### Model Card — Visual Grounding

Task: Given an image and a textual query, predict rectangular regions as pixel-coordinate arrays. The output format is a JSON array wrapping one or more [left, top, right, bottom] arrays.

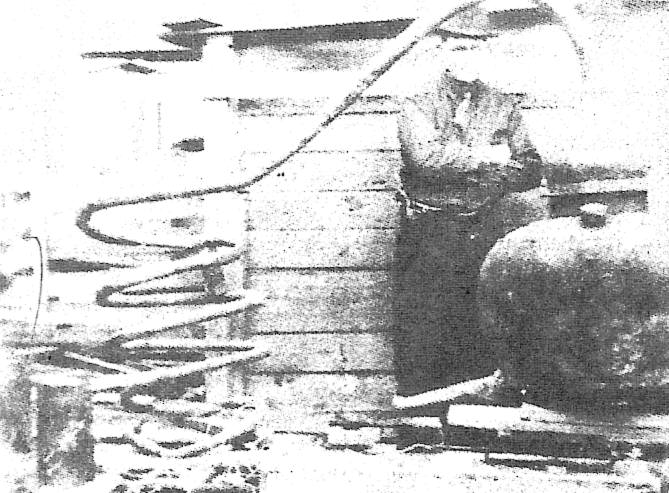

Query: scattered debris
[[172, 137, 205, 153], [148, 399, 222, 417], [92, 392, 122, 406], [102, 453, 264, 493], [129, 394, 157, 408], [326, 426, 381, 451], [119, 62, 156, 75]]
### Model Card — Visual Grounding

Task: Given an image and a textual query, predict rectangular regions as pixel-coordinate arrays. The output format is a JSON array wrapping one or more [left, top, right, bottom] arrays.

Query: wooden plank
[[248, 333, 393, 373], [247, 229, 397, 269], [332, 413, 442, 430], [122, 337, 257, 351], [448, 404, 669, 445], [248, 191, 400, 231], [41, 150, 248, 210], [207, 372, 396, 413], [245, 270, 392, 334], [156, 90, 242, 156], [232, 96, 400, 117], [249, 269, 392, 299], [237, 113, 399, 153], [248, 297, 391, 335], [242, 150, 402, 193]]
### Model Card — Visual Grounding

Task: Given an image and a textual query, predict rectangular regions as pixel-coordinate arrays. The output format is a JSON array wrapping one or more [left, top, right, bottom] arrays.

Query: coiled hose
[[71, 0, 585, 325]]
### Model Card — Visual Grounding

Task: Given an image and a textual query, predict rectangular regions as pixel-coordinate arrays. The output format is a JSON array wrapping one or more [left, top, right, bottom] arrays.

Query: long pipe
[[78, 0, 587, 247], [71, 0, 590, 338], [72, 0, 499, 317], [77, 0, 487, 246], [70, 0, 589, 372]]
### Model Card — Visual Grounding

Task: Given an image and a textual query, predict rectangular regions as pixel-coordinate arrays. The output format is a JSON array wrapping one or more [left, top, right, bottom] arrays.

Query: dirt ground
[[262, 436, 661, 493], [4, 431, 666, 492]]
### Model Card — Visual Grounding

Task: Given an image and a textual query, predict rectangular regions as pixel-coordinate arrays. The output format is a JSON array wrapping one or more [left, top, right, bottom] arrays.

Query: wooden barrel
[[29, 368, 96, 487]]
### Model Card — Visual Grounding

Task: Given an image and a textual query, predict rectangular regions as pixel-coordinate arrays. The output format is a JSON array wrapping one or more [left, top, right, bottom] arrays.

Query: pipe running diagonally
[[74, 0, 588, 313]]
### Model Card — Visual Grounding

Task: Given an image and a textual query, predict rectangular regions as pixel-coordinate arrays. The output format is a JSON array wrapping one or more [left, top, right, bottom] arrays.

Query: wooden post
[[190, 34, 253, 407], [29, 369, 96, 487], [0, 351, 34, 455]]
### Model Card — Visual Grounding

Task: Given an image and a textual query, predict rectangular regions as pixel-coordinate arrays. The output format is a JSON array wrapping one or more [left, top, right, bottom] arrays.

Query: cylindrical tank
[[479, 207, 669, 411]]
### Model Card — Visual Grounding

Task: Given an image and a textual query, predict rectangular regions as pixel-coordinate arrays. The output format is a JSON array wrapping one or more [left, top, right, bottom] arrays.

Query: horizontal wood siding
[[242, 150, 402, 193], [237, 113, 400, 153], [247, 191, 400, 231], [249, 333, 394, 373], [206, 373, 395, 417], [232, 95, 399, 117], [248, 229, 397, 269], [247, 270, 393, 334], [215, 41, 404, 416]]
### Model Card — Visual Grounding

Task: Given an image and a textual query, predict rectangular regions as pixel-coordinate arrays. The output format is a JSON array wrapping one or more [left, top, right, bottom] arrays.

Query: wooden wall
[[197, 32, 453, 424], [26, 33, 415, 423], [15, 18, 576, 425], [204, 77, 406, 422]]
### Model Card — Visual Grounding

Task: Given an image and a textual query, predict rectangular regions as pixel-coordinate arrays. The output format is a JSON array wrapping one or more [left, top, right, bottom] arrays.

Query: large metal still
[[479, 180, 664, 411]]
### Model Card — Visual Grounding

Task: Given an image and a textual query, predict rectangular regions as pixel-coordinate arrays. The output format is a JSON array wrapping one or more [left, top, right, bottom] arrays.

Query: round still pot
[[479, 209, 669, 411]]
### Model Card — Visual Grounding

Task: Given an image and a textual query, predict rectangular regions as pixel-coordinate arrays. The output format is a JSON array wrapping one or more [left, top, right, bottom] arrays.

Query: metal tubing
[[89, 346, 269, 391]]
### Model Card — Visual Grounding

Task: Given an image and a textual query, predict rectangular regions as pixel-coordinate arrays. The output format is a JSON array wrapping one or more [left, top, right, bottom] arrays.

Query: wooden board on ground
[[448, 404, 669, 445]]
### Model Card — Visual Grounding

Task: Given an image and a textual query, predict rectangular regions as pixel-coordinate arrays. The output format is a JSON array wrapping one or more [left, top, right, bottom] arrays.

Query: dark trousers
[[392, 209, 500, 396]]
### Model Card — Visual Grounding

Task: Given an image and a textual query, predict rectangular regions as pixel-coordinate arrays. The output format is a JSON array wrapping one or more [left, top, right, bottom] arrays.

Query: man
[[393, 24, 547, 396], [397, 68, 542, 214], [393, 0, 662, 397]]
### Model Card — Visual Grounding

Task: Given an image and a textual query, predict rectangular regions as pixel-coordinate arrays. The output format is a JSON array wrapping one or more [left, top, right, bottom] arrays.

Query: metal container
[[479, 204, 669, 411]]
